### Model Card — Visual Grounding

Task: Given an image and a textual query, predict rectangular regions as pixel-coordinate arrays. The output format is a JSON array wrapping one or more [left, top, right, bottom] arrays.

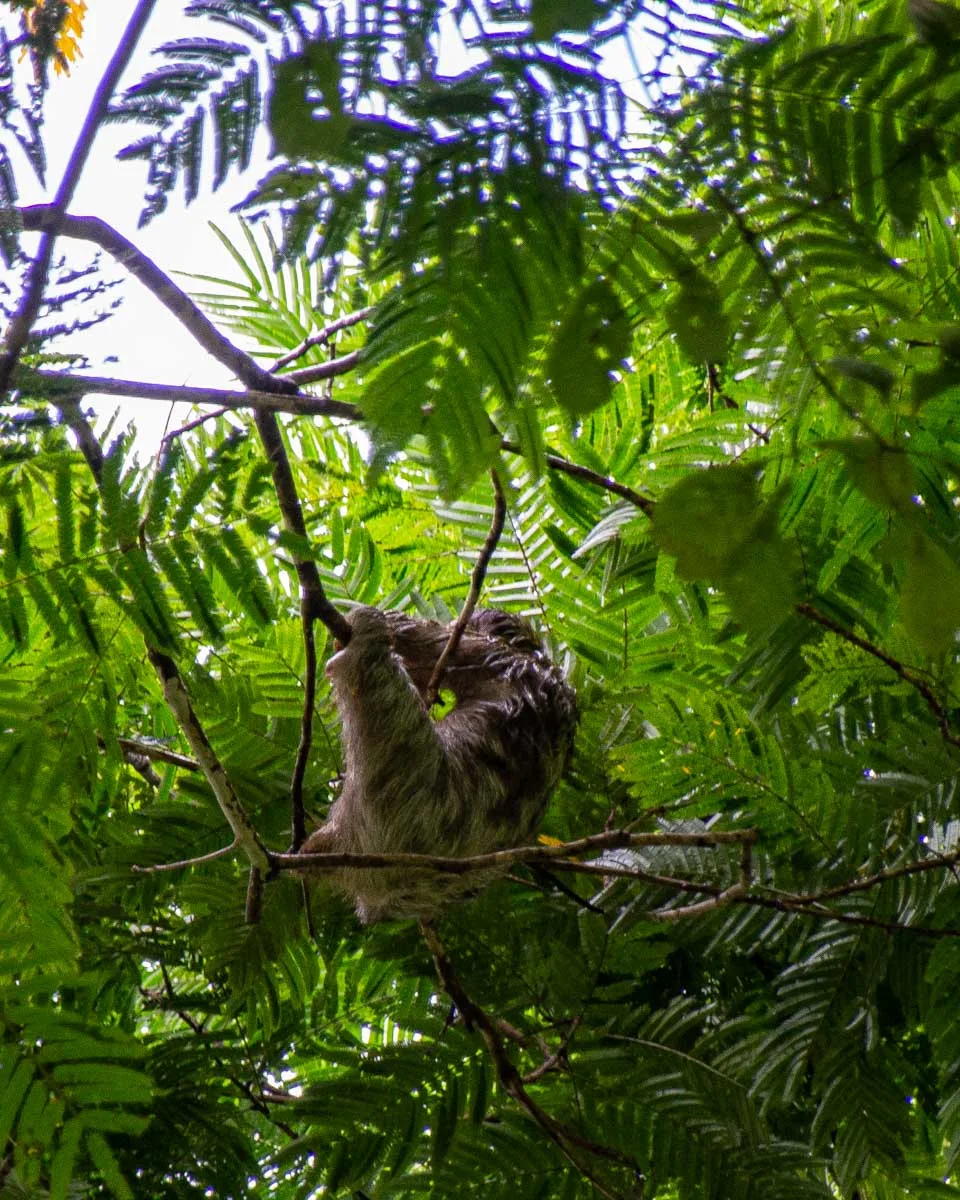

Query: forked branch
[[420, 920, 641, 1200], [426, 471, 508, 704]]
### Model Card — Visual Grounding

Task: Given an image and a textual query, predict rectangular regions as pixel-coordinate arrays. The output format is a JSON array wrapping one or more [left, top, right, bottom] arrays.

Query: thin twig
[[268, 307, 374, 371], [160, 406, 232, 447], [276, 827, 758, 875], [281, 351, 362, 386], [17, 207, 353, 646], [796, 601, 960, 750], [500, 438, 654, 514], [132, 843, 238, 873], [743, 892, 960, 938], [650, 881, 746, 921], [0, 1, 158, 393], [420, 921, 639, 1200], [28, 369, 359, 420], [148, 649, 271, 872], [290, 592, 320, 850], [426, 471, 507, 703], [523, 1017, 582, 1085], [116, 737, 200, 771], [158, 962, 205, 1033], [790, 846, 960, 903], [149, 969, 299, 1140]]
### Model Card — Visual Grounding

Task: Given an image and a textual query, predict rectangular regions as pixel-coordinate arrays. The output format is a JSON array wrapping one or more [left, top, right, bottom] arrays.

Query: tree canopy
[[4, 1, 960, 1197]]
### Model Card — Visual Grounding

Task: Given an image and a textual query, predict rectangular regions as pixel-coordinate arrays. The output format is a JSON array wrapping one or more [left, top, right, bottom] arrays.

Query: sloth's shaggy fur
[[301, 606, 577, 922]]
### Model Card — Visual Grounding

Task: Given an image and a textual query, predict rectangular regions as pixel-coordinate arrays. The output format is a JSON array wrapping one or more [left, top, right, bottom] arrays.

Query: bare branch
[[148, 649, 271, 872], [797, 602, 960, 751], [281, 351, 362, 386], [268, 307, 374, 371], [420, 921, 639, 1200], [275, 827, 757, 875], [650, 881, 746, 921], [522, 1017, 581, 1085], [132, 843, 237, 873], [19, 207, 293, 395], [17, 207, 353, 646], [0, 2, 158, 392], [427, 471, 507, 703], [501, 438, 654, 514], [116, 737, 200, 771], [791, 846, 960, 902], [160, 407, 232, 447], [27, 369, 359, 420], [743, 892, 960, 938], [26, 368, 657, 517]]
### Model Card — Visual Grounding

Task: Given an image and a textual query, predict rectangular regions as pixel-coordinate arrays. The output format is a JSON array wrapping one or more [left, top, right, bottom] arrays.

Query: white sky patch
[[7, 5, 657, 459], [9, 3, 264, 457]]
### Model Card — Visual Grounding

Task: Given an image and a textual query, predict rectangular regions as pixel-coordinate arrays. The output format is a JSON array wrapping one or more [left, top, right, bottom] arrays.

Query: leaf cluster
[[6, 2, 960, 1199]]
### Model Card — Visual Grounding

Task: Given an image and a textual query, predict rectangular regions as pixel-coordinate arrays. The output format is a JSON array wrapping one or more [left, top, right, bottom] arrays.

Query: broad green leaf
[[531, 0, 598, 39], [719, 531, 796, 632], [547, 278, 631, 417], [269, 45, 348, 160], [651, 466, 760, 580], [825, 438, 917, 514], [900, 531, 960, 654], [665, 272, 730, 362]]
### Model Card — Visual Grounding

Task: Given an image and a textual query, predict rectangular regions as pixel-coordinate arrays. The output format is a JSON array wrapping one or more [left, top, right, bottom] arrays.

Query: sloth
[[299, 606, 577, 923]]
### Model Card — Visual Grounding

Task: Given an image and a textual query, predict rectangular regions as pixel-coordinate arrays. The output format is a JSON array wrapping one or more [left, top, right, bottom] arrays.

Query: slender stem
[[426, 472, 507, 703], [290, 595, 319, 850], [131, 843, 237, 873], [0, 1, 158, 391], [797, 602, 960, 750], [420, 921, 638, 1199], [501, 439, 654, 514]]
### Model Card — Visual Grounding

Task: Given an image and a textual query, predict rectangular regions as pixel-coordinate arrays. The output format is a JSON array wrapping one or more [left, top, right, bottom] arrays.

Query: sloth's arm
[[327, 607, 446, 820]]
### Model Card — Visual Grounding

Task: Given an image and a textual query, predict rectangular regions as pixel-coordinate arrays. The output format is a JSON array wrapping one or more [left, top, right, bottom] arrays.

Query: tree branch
[[501, 439, 655, 515], [28, 369, 654, 514], [426, 471, 507, 704], [0, 1, 158, 392], [796, 601, 960, 750], [289, 591, 320, 851], [420, 921, 640, 1200], [276, 827, 757, 875], [148, 649, 271, 872], [281, 352, 362, 386], [19, 207, 294, 395], [115, 737, 199, 771], [268, 307, 374, 372], [26, 369, 359, 419], [132, 843, 237, 873], [17, 206, 353, 646]]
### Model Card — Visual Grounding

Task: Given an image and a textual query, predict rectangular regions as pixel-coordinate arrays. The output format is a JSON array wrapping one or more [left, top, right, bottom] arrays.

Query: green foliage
[[9, 0, 960, 1198]]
